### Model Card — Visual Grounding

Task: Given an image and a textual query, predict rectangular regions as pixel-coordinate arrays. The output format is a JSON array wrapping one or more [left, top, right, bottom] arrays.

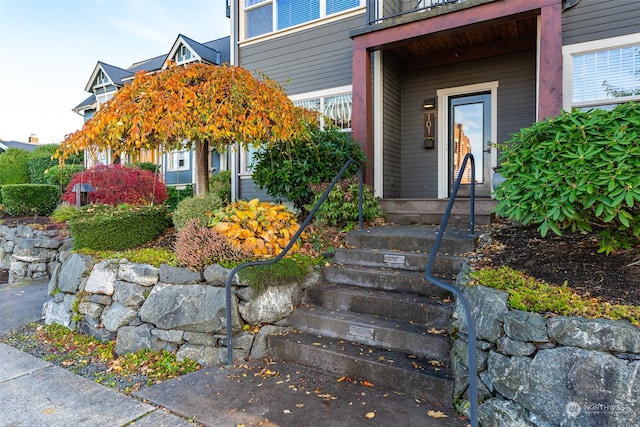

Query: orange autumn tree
[[56, 63, 317, 194]]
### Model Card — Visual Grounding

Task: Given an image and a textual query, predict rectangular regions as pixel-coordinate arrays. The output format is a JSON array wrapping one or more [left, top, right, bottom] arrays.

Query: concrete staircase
[[268, 225, 476, 405], [380, 198, 497, 226]]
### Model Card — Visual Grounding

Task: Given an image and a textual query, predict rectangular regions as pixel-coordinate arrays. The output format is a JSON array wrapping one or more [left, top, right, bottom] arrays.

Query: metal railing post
[[425, 153, 478, 427], [224, 158, 363, 366]]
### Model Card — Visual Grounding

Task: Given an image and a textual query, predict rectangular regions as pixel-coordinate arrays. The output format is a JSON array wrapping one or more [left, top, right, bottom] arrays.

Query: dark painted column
[[538, 3, 563, 121], [352, 44, 374, 185]]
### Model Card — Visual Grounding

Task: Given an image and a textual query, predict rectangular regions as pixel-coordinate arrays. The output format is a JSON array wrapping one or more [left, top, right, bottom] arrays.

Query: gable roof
[[163, 34, 221, 68], [76, 35, 231, 111], [0, 140, 40, 152], [84, 61, 134, 92]]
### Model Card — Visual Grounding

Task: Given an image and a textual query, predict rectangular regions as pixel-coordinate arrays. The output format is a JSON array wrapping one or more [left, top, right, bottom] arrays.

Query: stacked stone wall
[[43, 255, 320, 366], [452, 265, 640, 427], [0, 224, 73, 284]]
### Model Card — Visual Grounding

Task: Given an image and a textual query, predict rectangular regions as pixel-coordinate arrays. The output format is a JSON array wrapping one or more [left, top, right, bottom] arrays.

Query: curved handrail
[[224, 158, 363, 365], [425, 153, 479, 427]]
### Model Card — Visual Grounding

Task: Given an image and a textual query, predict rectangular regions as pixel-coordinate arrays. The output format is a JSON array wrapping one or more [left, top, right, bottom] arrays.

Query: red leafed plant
[[62, 164, 168, 206], [174, 219, 246, 270]]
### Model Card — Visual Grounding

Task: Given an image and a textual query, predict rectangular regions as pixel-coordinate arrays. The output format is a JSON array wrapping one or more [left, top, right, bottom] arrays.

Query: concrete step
[[268, 332, 453, 404], [322, 265, 453, 298], [305, 283, 452, 327], [288, 305, 451, 360], [333, 247, 464, 275], [345, 225, 476, 254], [380, 199, 496, 226]]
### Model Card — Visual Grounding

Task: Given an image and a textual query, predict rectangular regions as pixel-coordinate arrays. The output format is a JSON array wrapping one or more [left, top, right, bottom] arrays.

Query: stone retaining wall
[[451, 265, 640, 427], [43, 254, 321, 366], [0, 224, 73, 284]]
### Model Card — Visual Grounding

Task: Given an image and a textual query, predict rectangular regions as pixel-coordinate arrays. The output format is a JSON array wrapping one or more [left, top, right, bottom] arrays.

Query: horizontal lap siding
[[382, 52, 402, 198], [239, 14, 365, 95], [563, 0, 640, 45], [401, 51, 536, 198]]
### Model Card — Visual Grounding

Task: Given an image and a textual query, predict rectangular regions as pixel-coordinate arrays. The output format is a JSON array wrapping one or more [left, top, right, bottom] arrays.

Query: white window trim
[[239, 85, 353, 177], [240, 1, 365, 45], [437, 81, 498, 199], [167, 150, 191, 172], [562, 33, 640, 111]]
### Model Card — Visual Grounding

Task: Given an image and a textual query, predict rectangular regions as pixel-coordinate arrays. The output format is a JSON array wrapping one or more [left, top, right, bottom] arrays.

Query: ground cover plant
[[0, 323, 200, 395]]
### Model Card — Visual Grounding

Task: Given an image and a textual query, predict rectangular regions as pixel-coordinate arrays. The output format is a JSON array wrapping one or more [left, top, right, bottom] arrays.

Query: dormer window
[[174, 44, 193, 64], [96, 70, 109, 86]]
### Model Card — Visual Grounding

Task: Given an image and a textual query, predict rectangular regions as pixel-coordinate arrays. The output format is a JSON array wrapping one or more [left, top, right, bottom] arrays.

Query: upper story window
[[95, 70, 109, 86], [564, 34, 640, 111], [174, 45, 193, 64], [244, 0, 361, 39]]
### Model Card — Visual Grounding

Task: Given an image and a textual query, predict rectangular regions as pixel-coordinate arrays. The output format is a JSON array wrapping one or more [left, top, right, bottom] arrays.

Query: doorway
[[437, 82, 497, 198]]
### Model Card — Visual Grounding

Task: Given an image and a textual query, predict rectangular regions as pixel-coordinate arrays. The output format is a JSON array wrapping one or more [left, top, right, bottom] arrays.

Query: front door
[[448, 93, 492, 197]]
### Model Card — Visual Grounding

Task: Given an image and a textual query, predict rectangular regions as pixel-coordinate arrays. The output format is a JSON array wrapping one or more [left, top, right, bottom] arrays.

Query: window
[[174, 45, 193, 64], [240, 144, 258, 175], [563, 34, 640, 110], [293, 91, 352, 130], [96, 70, 109, 86], [168, 150, 190, 171], [244, 0, 361, 39]]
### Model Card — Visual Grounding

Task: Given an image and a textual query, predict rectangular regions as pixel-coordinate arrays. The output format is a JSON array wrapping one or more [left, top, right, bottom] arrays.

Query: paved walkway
[[0, 281, 467, 426]]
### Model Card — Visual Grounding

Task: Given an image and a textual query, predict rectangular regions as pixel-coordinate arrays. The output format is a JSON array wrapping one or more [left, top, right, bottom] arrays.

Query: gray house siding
[[238, 14, 364, 95], [400, 50, 536, 198], [563, 0, 640, 45], [239, 177, 271, 202], [382, 52, 402, 198]]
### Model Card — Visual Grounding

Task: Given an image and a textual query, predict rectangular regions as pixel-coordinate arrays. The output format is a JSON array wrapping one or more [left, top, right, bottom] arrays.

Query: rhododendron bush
[[62, 164, 168, 206]]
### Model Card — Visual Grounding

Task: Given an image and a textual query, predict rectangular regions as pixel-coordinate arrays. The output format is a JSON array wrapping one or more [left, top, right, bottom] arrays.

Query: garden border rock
[[452, 263, 640, 427]]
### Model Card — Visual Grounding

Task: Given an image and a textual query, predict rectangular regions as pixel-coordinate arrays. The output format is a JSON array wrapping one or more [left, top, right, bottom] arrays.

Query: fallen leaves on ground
[[427, 410, 448, 418]]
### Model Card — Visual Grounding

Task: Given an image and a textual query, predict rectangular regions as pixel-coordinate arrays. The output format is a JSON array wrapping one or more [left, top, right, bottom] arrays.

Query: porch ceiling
[[387, 15, 538, 72]]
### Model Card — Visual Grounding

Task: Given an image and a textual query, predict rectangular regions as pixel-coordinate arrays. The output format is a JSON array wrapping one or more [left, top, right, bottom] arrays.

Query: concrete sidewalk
[[0, 343, 196, 426]]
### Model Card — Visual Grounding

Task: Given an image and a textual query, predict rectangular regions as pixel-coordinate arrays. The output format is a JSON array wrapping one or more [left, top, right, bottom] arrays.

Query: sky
[[0, 0, 231, 145]]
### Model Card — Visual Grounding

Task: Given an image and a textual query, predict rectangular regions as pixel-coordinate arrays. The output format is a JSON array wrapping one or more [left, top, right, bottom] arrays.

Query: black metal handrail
[[425, 152, 478, 427], [367, 0, 469, 25], [224, 159, 363, 365]]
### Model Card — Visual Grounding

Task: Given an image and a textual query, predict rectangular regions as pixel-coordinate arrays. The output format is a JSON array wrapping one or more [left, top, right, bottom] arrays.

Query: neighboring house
[[0, 135, 40, 154], [228, 0, 640, 203], [72, 35, 231, 192]]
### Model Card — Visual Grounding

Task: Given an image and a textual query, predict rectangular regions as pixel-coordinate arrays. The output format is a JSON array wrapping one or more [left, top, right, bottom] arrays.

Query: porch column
[[538, 3, 563, 121], [352, 44, 374, 185]]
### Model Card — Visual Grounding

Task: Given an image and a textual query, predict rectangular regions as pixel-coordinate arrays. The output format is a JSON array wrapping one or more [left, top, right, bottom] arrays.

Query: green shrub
[[306, 177, 384, 228], [26, 145, 61, 184], [165, 185, 193, 211], [1, 184, 61, 216], [174, 220, 244, 270], [0, 148, 31, 185], [131, 162, 160, 174], [494, 102, 640, 254], [209, 170, 231, 204], [251, 127, 365, 213], [69, 204, 171, 251], [45, 164, 84, 189], [172, 192, 223, 231]]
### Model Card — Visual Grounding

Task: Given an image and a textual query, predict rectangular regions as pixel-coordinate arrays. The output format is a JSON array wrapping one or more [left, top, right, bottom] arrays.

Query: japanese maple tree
[[56, 63, 317, 194]]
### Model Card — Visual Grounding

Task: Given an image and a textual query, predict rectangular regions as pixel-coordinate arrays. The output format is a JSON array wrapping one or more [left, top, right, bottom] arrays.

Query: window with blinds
[[572, 44, 640, 109], [244, 0, 361, 39]]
